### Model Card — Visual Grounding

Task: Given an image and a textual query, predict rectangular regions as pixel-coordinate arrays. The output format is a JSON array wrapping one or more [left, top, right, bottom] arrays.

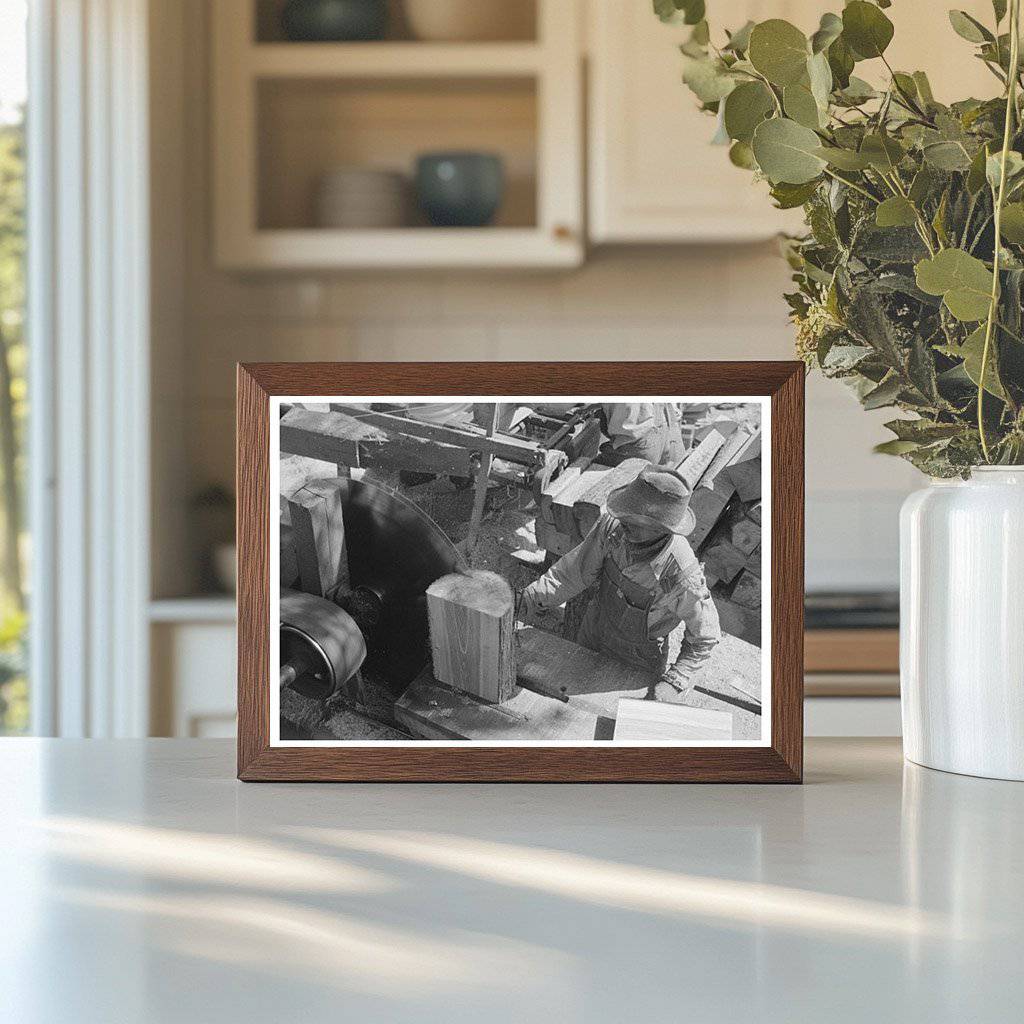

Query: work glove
[[519, 585, 556, 627], [649, 665, 694, 704]]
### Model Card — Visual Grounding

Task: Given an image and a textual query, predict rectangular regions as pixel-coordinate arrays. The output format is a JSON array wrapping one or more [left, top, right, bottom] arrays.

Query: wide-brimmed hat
[[606, 465, 696, 536]]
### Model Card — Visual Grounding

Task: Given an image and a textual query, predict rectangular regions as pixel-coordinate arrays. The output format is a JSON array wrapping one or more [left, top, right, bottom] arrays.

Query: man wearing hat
[[522, 466, 721, 701]]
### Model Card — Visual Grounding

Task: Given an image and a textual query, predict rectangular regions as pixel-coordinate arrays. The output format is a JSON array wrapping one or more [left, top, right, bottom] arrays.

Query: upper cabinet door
[[588, 1, 811, 243], [587, 1, 1002, 245]]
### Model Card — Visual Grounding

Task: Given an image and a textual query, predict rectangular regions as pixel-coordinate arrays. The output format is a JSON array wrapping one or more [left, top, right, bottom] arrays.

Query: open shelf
[[257, 76, 538, 232], [254, 0, 538, 45], [249, 42, 544, 78]]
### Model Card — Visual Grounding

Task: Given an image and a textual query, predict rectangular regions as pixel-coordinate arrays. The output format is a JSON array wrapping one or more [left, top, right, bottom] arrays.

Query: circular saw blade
[[339, 478, 466, 690]]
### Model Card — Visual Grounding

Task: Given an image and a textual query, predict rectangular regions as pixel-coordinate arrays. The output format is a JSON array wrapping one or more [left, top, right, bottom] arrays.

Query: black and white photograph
[[272, 397, 769, 745]]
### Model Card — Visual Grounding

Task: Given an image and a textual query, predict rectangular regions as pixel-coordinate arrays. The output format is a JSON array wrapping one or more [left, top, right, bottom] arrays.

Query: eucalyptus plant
[[658, 0, 1024, 474]]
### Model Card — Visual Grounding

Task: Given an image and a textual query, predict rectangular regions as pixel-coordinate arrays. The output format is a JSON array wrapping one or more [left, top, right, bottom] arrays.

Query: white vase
[[900, 467, 1024, 780]]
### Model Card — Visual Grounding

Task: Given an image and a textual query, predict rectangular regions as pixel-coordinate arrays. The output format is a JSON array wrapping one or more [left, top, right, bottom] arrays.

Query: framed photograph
[[237, 362, 804, 782]]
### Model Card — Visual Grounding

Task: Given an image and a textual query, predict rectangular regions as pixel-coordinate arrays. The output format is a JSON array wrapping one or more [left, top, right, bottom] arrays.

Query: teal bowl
[[415, 152, 505, 228], [281, 0, 388, 42]]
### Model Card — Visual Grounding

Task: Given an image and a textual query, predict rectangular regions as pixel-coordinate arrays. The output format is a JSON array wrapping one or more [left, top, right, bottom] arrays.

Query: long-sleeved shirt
[[530, 513, 721, 679]]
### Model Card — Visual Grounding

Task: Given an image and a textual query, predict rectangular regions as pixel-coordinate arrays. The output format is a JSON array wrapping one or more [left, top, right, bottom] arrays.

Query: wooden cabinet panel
[[587, 0, 1000, 244], [588, 0, 811, 242]]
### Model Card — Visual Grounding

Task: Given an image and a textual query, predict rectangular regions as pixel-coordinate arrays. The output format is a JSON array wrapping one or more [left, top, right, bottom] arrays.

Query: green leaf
[[986, 150, 1024, 190], [810, 12, 843, 54], [948, 10, 993, 44], [885, 418, 963, 443], [862, 374, 902, 409], [723, 81, 775, 143], [923, 141, 973, 171], [724, 20, 755, 53], [815, 146, 872, 170], [807, 51, 833, 110], [728, 140, 758, 169], [993, 0, 1008, 24], [967, 143, 993, 193], [959, 325, 1007, 398], [915, 249, 994, 321], [842, 1, 894, 60], [654, 0, 705, 25], [860, 133, 905, 172], [827, 35, 855, 89], [653, 0, 677, 23], [874, 439, 921, 455], [748, 19, 810, 87], [875, 196, 918, 228], [1000, 202, 1024, 242], [836, 75, 877, 104], [783, 83, 822, 128], [770, 179, 820, 209], [681, 55, 737, 103], [752, 117, 827, 184], [689, 20, 711, 46], [912, 71, 935, 105], [909, 165, 936, 205]]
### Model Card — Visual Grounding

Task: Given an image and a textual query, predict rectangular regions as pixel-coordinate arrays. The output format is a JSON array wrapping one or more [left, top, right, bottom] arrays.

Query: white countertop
[[1, 738, 1021, 1023]]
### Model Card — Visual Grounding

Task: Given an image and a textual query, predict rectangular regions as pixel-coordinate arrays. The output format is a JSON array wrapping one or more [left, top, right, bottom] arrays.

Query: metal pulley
[[279, 589, 366, 699]]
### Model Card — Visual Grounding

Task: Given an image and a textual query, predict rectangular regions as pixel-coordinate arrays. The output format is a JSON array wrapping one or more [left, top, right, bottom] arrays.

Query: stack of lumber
[[531, 409, 764, 650], [535, 457, 649, 555], [690, 428, 762, 647]]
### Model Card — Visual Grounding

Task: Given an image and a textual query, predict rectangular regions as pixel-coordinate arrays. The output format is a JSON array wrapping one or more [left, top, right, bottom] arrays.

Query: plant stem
[[821, 167, 879, 203], [979, 0, 1021, 463]]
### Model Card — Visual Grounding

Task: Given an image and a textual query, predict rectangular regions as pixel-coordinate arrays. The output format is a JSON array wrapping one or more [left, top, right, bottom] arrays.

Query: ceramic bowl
[[403, 0, 534, 42], [281, 0, 388, 42], [415, 152, 505, 228]]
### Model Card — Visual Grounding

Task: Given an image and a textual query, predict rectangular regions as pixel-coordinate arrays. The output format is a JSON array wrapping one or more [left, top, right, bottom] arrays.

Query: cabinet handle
[[552, 224, 574, 241]]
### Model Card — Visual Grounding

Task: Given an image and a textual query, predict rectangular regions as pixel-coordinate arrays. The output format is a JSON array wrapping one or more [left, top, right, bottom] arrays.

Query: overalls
[[576, 547, 669, 675]]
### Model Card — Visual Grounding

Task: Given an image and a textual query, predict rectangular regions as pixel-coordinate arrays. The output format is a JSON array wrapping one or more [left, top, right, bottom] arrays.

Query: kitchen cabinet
[[212, 0, 584, 269], [587, 0, 998, 244]]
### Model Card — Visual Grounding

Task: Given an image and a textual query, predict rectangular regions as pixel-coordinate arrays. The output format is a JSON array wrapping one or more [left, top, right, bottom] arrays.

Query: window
[[0, 0, 28, 734]]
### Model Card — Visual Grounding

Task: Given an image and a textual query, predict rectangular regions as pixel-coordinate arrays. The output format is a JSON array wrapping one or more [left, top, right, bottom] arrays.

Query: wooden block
[[552, 465, 608, 535], [287, 479, 348, 598], [723, 429, 763, 502], [395, 673, 600, 741], [675, 430, 725, 488], [726, 514, 760, 556], [426, 570, 516, 703], [725, 455, 762, 502], [688, 482, 735, 549], [280, 522, 300, 589], [695, 428, 754, 490], [613, 699, 734, 742], [561, 416, 602, 461], [540, 456, 592, 523], [730, 569, 761, 609], [701, 539, 748, 585], [515, 624, 657, 698], [535, 518, 578, 557], [573, 457, 648, 534], [714, 596, 761, 646], [280, 453, 335, 502], [695, 419, 740, 441], [747, 544, 761, 574]]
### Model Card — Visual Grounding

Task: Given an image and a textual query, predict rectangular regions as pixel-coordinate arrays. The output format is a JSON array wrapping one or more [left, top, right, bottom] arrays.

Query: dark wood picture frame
[[237, 362, 804, 782]]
